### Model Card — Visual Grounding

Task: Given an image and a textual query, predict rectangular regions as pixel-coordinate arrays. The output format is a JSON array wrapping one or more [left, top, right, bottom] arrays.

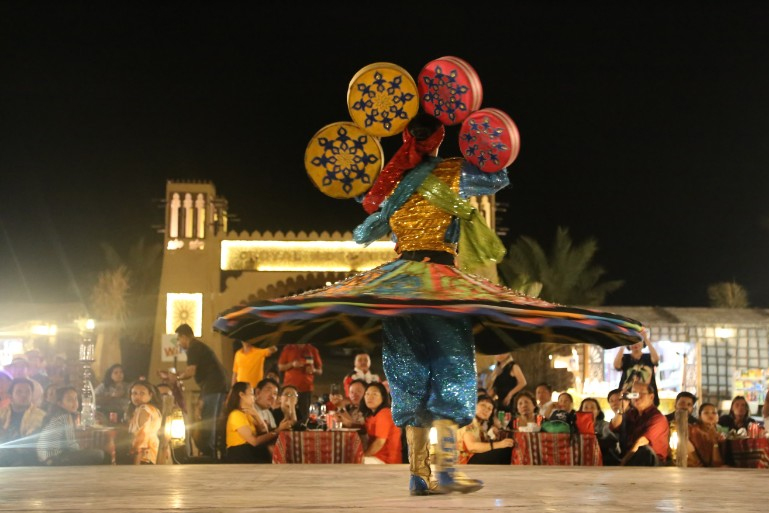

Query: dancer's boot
[[406, 425, 444, 496], [433, 419, 483, 494]]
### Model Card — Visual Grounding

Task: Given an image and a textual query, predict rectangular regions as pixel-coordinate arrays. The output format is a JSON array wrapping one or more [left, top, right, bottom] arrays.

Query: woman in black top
[[718, 395, 756, 432], [488, 353, 527, 413]]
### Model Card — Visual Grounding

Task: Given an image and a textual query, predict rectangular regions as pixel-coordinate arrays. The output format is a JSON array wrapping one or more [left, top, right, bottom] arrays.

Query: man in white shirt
[[535, 382, 555, 419], [253, 378, 291, 432]]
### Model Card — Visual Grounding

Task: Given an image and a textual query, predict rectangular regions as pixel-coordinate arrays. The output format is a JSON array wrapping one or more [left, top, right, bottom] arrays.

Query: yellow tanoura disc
[[347, 62, 419, 138], [305, 122, 384, 199]]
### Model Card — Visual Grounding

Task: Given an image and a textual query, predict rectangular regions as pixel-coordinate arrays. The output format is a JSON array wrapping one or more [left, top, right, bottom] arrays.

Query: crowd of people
[[2, 335, 768, 468]]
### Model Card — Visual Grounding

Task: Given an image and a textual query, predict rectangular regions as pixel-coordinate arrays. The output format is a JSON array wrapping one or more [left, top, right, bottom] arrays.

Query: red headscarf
[[361, 125, 446, 214]]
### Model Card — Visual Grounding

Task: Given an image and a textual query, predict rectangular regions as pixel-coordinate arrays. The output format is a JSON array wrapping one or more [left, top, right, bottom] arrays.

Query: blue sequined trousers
[[382, 314, 476, 428]]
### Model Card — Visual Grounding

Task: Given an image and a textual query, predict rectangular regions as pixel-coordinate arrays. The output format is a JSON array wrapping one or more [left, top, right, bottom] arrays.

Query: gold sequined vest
[[388, 157, 463, 255]]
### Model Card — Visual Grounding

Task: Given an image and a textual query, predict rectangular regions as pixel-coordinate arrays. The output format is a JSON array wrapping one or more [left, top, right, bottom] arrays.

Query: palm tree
[[707, 281, 749, 308], [498, 226, 623, 306], [495, 226, 624, 392], [89, 266, 129, 378], [90, 238, 163, 378]]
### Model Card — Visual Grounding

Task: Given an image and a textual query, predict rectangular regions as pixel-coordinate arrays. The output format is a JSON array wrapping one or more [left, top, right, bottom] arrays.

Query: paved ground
[[2, 464, 766, 512]]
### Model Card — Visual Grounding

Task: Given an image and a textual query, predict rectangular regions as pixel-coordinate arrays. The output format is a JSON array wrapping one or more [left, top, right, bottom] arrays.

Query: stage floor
[[2, 464, 765, 512]]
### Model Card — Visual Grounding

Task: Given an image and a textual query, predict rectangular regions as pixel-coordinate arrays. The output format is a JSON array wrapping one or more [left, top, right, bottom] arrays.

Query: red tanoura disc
[[418, 56, 483, 126], [458, 108, 520, 173]]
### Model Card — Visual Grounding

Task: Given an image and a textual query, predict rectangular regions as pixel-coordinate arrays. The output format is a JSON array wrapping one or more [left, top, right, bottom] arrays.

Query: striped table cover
[[511, 432, 602, 466], [723, 437, 769, 469], [272, 430, 364, 464], [74, 426, 118, 464]]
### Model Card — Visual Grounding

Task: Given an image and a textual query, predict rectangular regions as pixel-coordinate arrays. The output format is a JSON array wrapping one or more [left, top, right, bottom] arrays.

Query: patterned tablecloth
[[723, 437, 769, 469], [75, 426, 118, 464], [511, 432, 602, 466], [272, 430, 364, 464]]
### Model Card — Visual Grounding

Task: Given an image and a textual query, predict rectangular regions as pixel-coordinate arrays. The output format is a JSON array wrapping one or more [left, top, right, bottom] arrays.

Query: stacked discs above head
[[459, 108, 521, 173], [418, 56, 483, 126], [347, 62, 420, 138], [305, 122, 384, 199]]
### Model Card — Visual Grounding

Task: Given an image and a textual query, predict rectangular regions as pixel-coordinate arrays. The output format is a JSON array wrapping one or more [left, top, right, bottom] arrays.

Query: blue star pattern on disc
[[459, 108, 521, 173], [418, 56, 483, 126], [347, 63, 419, 138], [305, 122, 384, 199]]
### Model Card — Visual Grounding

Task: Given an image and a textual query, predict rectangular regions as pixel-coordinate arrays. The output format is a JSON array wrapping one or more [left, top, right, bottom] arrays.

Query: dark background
[[2, 1, 769, 307]]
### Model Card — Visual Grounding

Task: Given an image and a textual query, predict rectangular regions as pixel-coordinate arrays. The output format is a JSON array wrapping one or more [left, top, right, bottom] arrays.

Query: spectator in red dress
[[277, 343, 322, 423], [360, 381, 401, 464], [610, 382, 669, 466]]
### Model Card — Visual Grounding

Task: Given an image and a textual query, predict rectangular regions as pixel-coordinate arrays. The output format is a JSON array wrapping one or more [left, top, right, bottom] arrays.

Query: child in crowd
[[127, 380, 162, 464], [36, 386, 105, 465]]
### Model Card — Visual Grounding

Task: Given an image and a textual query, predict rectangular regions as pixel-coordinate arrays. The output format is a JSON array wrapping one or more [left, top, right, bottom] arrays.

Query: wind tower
[[148, 180, 229, 381]]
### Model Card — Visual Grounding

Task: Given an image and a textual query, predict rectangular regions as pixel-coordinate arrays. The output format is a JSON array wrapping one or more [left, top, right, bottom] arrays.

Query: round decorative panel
[[305, 122, 384, 199], [347, 62, 419, 137], [459, 108, 520, 173]]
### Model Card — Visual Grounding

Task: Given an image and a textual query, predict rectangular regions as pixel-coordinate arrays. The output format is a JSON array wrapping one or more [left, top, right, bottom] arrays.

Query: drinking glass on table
[[308, 403, 319, 427]]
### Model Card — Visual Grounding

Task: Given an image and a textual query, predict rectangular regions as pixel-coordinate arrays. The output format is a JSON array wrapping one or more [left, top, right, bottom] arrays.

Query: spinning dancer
[[214, 62, 645, 496]]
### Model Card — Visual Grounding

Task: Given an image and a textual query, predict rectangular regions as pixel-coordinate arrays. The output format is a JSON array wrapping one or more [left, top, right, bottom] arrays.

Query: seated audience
[[42, 384, 59, 413], [535, 382, 555, 419], [25, 349, 50, 390], [610, 382, 669, 466], [4, 356, 44, 407], [0, 378, 46, 466], [127, 380, 163, 464], [94, 363, 128, 422], [271, 384, 300, 429], [513, 390, 538, 429], [457, 395, 513, 464], [557, 392, 576, 416], [664, 391, 699, 426], [606, 388, 623, 421], [338, 379, 367, 443], [360, 382, 401, 463], [763, 395, 769, 427], [687, 402, 725, 467], [325, 383, 347, 412], [718, 395, 757, 433], [343, 352, 381, 397], [46, 354, 71, 388], [0, 370, 12, 409], [223, 381, 276, 463], [579, 397, 620, 465], [36, 386, 105, 465], [253, 378, 293, 433]]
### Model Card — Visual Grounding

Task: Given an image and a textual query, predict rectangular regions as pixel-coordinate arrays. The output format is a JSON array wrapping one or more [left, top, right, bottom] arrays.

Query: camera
[[623, 392, 640, 399]]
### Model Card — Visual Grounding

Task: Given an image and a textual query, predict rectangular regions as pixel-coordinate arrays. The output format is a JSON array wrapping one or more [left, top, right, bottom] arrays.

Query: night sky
[[2, 2, 769, 307]]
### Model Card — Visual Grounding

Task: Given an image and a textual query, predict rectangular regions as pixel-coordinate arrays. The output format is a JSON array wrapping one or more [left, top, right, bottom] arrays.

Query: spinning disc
[[418, 56, 483, 126], [347, 62, 419, 137], [458, 108, 520, 173], [305, 122, 384, 199]]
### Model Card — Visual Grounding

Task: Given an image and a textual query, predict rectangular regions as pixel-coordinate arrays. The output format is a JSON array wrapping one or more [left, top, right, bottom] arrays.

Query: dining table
[[510, 431, 603, 466], [272, 429, 364, 464], [74, 425, 118, 464], [722, 437, 769, 469]]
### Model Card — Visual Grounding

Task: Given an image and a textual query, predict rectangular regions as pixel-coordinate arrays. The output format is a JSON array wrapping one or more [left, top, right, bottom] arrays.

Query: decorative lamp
[[166, 407, 186, 445], [78, 319, 96, 429]]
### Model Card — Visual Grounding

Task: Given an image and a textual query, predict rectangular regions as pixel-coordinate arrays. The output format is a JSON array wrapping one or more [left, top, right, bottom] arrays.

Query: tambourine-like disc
[[459, 108, 520, 173], [347, 62, 419, 137], [418, 56, 483, 126], [305, 122, 384, 199]]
